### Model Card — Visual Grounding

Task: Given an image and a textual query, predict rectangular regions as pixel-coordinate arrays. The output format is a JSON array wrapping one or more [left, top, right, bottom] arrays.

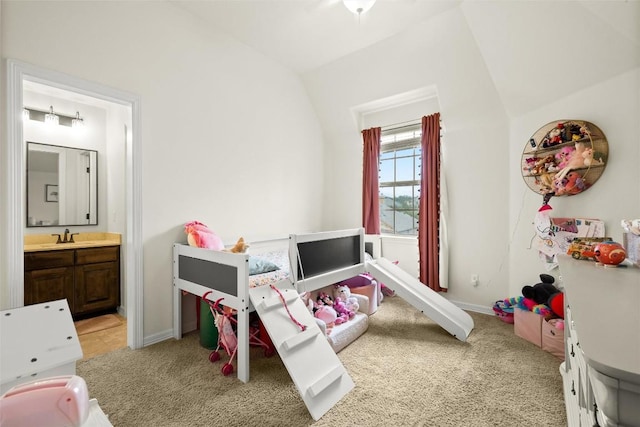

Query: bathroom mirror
[[27, 142, 98, 227]]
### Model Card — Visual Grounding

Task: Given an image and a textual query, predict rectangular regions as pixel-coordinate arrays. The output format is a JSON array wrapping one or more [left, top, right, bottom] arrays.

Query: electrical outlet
[[470, 274, 479, 286]]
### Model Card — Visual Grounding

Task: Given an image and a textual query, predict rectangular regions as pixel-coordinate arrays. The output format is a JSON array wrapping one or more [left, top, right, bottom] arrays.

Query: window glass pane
[[395, 212, 417, 235], [396, 157, 414, 181], [394, 185, 414, 209], [379, 159, 394, 183], [376, 122, 424, 236], [396, 148, 413, 157]]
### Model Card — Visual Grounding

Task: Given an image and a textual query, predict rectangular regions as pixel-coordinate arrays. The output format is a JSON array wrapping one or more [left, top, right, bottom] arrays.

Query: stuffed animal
[[554, 171, 586, 196], [521, 274, 564, 318], [300, 291, 336, 334], [541, 125, 563, 148], [184, 221, 224, 250], [555, 142, 587, 181], [333, 298, 354, 322], [313, 304, 337, 335], [317, 292, 347, 324], [224, 237, 249, 253], [333, 285, 359, 314]]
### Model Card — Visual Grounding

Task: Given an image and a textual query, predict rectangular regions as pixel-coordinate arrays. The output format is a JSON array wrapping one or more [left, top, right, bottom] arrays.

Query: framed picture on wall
[[45, 184, 58, 202]]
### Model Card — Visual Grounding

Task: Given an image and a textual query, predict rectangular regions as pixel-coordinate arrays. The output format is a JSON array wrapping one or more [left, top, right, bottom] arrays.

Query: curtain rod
[[381, 117, 442, 133]]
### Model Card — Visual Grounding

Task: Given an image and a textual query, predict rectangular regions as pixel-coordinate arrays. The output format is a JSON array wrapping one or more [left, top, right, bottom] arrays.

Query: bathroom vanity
[[24, 233, 121, 318]]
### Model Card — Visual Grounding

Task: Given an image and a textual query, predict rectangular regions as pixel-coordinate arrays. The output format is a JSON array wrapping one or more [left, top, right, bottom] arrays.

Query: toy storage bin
[[514, 307, 543, 347], [541, 318, 565, 360]]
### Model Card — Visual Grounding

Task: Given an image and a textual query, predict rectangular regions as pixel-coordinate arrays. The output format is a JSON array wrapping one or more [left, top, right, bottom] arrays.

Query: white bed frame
[[172, 228, 367, 383]]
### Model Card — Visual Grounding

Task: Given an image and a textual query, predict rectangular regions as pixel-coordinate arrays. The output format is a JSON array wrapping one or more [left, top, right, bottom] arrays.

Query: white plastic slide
[[249, 281, 354, 421], [366, 258, 474, 342]]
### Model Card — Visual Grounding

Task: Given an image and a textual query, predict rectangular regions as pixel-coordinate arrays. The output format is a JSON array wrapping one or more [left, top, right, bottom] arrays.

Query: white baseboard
[[143, 319, 197, 347], [450, 300, 494, 316]]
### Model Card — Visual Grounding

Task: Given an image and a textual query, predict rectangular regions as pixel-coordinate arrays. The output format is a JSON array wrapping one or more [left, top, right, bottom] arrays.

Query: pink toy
[[554, 146, 575, 169], [0, 375, 89, 427], [555, 142, 587, 181], [317, 292, 348, 324], [184, 221, 224, 250], [333, 284, 359, 314], [203, 291, 274, 376]]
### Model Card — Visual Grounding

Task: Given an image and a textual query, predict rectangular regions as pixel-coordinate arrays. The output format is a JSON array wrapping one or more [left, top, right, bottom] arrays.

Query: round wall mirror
[[521, 120, 608, 196]]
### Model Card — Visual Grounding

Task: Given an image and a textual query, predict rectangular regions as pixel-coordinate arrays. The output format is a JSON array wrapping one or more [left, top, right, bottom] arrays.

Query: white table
[[1, 299, 83, 394]]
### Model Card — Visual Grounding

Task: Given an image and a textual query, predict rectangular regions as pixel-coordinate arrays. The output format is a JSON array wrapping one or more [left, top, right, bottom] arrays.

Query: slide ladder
[[366, 258, 474, 341], [249, 281, 354, 421]]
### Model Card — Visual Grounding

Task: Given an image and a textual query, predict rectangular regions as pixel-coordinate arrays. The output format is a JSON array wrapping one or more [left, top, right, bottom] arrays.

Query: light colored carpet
[[77, 297, 566, 426], [75, 314, 122, 336]]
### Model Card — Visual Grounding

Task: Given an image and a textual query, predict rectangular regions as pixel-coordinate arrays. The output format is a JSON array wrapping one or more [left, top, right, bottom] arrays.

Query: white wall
[[508, 69, 640, 295], [1, 1, 325, 337], [303, 7, 510, 309]]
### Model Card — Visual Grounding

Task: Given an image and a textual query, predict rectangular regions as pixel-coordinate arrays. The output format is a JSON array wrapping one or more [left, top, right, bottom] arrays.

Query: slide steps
[[249, 282, 354, 421]]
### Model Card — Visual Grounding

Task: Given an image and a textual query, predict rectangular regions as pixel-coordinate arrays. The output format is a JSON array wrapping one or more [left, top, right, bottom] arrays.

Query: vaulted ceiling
[[171, 0, 640, 117]]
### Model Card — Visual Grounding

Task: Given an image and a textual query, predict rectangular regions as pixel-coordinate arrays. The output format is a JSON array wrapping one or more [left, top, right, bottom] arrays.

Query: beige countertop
[[24, 232, 121, 252]]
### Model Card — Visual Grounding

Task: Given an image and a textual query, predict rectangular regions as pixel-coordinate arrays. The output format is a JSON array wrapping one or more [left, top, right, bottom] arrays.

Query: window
[[379, 123, 422, 235]]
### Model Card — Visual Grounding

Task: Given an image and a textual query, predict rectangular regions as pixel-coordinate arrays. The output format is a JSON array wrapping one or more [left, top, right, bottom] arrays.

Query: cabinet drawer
[[75, 246, 119, 265], [24, 250, 74, 271]]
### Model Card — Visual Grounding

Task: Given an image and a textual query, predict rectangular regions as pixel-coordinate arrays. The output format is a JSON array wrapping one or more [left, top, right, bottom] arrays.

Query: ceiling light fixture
[[343, 0, 376, 15], [44, 105, 59, 126]]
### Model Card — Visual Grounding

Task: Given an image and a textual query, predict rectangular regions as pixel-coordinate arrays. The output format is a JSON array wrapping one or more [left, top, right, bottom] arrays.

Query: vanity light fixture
[[44, 105, 59, 126], [71, 111, 84, 129], [23, 106, 84, 128]]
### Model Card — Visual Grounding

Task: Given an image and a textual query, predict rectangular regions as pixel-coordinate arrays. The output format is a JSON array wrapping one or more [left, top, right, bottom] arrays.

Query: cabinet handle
[[570, 344, 575, 357], [571, 380, 576, 395]]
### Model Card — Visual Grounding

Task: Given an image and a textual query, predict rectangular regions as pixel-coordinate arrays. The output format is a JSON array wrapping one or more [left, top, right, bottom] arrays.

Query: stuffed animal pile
[[502, 273, 564, 319]]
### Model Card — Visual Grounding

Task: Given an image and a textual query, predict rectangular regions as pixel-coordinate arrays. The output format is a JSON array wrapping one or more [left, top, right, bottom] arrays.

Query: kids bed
[[173, 228, 368, 384]]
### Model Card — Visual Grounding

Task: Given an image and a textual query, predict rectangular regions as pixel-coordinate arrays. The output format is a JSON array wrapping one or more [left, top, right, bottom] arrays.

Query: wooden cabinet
[[74, 247, 120, 315], [24, 246, 120, 317]]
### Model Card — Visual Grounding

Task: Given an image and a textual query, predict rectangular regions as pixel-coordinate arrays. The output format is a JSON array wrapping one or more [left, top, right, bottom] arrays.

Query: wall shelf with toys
[[521, 120, 608, 196]]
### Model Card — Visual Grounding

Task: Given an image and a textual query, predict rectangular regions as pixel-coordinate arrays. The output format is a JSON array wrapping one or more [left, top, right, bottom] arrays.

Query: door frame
[[3, 59, 143, 349]]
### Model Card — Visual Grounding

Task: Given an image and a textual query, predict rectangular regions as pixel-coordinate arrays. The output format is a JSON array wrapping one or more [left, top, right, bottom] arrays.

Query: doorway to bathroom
[[4, 59, 143, 351]]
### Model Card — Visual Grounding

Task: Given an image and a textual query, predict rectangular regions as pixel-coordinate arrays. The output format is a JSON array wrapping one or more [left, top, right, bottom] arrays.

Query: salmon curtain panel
[[418, 113, 447, 292], [362, 127, 381, 234]]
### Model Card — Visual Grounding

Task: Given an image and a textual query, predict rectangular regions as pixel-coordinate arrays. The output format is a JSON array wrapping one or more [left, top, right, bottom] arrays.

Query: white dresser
[[1, 299, 83, 393], [558, 255, 640, 427]]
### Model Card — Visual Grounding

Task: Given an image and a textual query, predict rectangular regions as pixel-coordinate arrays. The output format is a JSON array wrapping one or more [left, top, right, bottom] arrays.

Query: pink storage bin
[[542, 318, 565, 360], [514, 307, 543, 347]]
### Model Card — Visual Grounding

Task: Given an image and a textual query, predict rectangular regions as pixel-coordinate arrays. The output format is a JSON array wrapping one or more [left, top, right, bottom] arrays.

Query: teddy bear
[[333, 284, 359, 314], [521, 274, 564, 318]]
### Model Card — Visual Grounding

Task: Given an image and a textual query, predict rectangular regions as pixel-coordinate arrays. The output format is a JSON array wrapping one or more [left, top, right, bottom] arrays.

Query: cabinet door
[[74, 261, 120, 315], [24, 266, 74, 307]]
